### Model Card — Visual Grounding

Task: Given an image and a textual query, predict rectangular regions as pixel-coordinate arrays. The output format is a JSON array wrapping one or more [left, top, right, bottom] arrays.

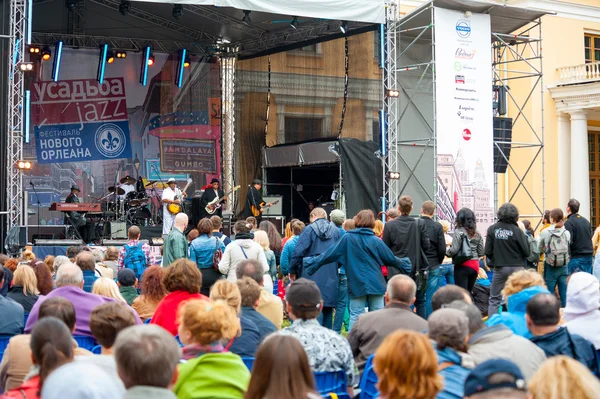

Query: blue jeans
[[333, 274, 348, 334], [425, 267, 441, 318], [568, 256, 593, 275], [348, 294, 384, 330], [317, 307, 334, 329], [544, 263, 568, 307], [440, 263, 454, 285]]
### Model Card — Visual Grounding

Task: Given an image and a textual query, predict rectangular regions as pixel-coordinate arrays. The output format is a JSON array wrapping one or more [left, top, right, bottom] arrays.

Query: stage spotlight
[[116, 50, 127, 59], [29, 46, 40, 54], [183, 55, 191, 68], [97, 43, 109, 84], [140, 46, 151, 86], [386, 171, 400, 180], [290, 16, 298, 30], [107, 51, 115, 64], [41, 47, 51, 61], [387, 89, 400, 98], [242, 10, 251, 24], [148, 54, 155, 66], [16, 161, 32, 170], [172, 4, 183, 19], [340, 21, 348, 34], [19, 62, 34, 72], [119, 0, 130, 16], [65, 0, 76, 10], [52, 41, 63, 82]]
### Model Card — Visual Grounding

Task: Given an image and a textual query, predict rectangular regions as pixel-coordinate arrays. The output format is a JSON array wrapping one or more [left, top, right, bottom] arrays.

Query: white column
[[570, 110, 590, 220], [558, 113, 571, 210]]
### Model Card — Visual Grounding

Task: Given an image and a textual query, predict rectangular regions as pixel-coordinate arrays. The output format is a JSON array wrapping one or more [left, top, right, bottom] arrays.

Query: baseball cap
[[286, 278, 322, 311], [464, 359, 526, 396], [330, 209, 345, 225], [252, 179, 262, 185], [117, 268, 136, 286], [167, 178, 176, 183]]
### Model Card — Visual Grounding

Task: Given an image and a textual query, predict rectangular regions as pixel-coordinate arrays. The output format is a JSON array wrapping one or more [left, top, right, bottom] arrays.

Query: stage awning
[[263, 140, 339, 168]]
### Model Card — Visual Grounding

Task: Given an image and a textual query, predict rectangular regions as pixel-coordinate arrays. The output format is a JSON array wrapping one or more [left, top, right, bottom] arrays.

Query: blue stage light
[[52, 41, 63, 82], [97, 43, 108, 84], [176, 48, 187, 88], [140, 46, 151, 86]]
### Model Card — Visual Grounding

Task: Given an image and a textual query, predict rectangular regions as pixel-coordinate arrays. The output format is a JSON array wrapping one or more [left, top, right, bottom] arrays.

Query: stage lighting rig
[[107, 51, 115, 64], [387, 89, 400, 98], [119, 0, 131, 16], [172, 4, 183, 19], [15, 161, 32, 170], [386, 171, 400, 180], [148, 54, 155, 66], [290, 16, 298, 30], [19, 62, 34, 72], [183, 55, 191, 68], [41, 47, 51, 61], [65, 0, 77, 10], [116, 50, 127, 59], [242, 10, 251, 24], [29, 46, 40, 54]]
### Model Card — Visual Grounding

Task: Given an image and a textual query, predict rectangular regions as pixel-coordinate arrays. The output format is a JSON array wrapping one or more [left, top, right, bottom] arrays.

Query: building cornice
[[548, 81, 600, 112]]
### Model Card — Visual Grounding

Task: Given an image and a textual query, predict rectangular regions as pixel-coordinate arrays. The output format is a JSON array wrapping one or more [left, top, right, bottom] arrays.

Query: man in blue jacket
[[290, 207, 341, 329]]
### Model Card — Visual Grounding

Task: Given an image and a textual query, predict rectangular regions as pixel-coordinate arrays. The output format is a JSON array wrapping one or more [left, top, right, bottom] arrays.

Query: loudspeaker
[[109, 222, 127, 239], [493, 117, 513, 174]]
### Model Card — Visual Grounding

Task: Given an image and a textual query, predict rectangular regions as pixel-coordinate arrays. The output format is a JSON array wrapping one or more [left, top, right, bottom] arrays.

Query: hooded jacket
[[564, 272, 600, 349], [290, 218, 342, 307], [218, 232, 269, 282], [537, 224, 571, 265], [484, 221, 530, 267], [486, 285, 550, 338], [304, 228, 401, 298], [530, 327, 599, 375], [468, 324, 546, 380], [434, 345, 473, 399]]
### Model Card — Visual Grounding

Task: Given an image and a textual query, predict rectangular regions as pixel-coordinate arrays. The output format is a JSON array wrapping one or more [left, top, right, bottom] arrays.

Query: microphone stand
[[29, 181, 41, 242]]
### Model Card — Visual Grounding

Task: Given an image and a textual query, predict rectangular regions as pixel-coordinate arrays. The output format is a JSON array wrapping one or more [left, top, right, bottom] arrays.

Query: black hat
[[252, 179, 262, 185], [210, 178, 220, 184], [71, 185, 80, 192], [286, 278, 322, 311], [117, 268, 136, 286], [464, 359, 526, 396]]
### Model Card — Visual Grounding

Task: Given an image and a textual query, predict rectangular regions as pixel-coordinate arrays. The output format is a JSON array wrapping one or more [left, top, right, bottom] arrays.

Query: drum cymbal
[[108, 186, 126, 195], [144, 180, 158, 187], [120, 176, 136, 185]]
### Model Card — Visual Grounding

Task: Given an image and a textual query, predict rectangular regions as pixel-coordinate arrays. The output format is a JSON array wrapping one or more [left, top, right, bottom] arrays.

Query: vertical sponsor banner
[[434, 8, 495, 233]]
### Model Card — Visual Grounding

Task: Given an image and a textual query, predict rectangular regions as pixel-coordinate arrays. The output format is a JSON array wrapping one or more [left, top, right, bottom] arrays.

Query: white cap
[[167, 178, 176, 183]]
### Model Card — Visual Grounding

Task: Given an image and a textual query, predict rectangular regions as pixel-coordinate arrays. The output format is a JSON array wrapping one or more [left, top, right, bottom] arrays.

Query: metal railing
[[557, 61, 600, 85]]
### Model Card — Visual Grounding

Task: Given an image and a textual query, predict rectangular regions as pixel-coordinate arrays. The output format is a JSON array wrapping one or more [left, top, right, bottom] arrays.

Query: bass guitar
[[251, 200, 279, 217], [205, 185, 241, 215], [167, 178, 192, 215]]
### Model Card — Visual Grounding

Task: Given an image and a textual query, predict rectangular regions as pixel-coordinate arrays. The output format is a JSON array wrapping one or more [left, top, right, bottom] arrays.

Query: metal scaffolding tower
[[221, 55, 236, 212]]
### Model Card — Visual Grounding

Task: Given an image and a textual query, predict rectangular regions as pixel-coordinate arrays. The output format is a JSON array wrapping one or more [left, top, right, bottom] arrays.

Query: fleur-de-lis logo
[[95, 123, 127, 158], [101, 131, 120, 151]]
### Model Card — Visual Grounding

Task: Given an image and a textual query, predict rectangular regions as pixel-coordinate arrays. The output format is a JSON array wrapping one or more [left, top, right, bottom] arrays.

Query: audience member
[[253, 230, 275, 292], [419, 201, 447, 317], [175, 300, 249, 399], [447, 300, 545, 381], [246, 216, 257, 232], [439, 219, 455, 284], [25, 263, 140, 336], [4, 259, 17, 273], [41, 362, 122, 399], [237, 277, 277, 339], [21, 251, 35, 263], [564, 272, 600, 349], [187, 229, 199, 244], [92, 277, 127, 303], [279, 220, 305, 276], [428, 308, 474, 399], [486, 269, 549, 338], [485, 203, 530, 316], [117, 269, 139, 305], [3, 317, 74, 399], [65, 246, 80, 261], [447, 208, 485, 293], [282, 219, 298, 247], [76, 251, 99, 292], [211, 215, 231, 246], [565, 198, 594, 274], [373, 330, 443, 399], [210, 279, 261, 357], [279, 278, 356, 391], [7, 264, 39, 312], [0, 297, 92, 392], [259, 221, 283, 265], [163, 213, 189, 267], [431, 285, 472, 312], [537, 208, 570, 306], [31, 261, 53, 296], [342, 219, 355, 231], [526, 293, 599, 374], [245, 335, 320, 399], [131, 266, 166, 322], [528, 356, 600, 399], [463, 359, 527, 399], [0, 255, 8, 267], [0, 267, 24, 335], [115, 325, 181, 399], [348, 275, 428, 373], [329, 210, 348, 334], [118, 226, 155, 279], [236, 260, 283, 329], [219, 221, 269, 284], [102, 247, 120, 277], [151, 259, 207, 335], [43, 255, 54, 275], [52, 255, 70, 275], [190, 218, 227, 296], [92, 248, 113, 278], [0, 261, 15, 298]]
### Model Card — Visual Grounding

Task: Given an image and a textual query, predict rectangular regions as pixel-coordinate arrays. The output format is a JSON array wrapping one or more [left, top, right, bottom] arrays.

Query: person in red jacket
[[150, 259, 208, 335]]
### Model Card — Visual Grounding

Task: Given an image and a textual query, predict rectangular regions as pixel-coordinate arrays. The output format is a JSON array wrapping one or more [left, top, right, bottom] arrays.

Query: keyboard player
[[64, 185, 95, 243]]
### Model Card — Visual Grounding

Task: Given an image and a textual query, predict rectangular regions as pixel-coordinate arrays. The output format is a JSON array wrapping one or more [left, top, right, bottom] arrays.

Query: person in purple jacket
[[25, 263, 141, 336]]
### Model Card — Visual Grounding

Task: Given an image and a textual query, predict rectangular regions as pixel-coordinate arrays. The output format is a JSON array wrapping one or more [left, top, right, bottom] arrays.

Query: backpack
[[123, 243, 147, 279], [545, 231, 570, 267], [526, 234, 540, 265]]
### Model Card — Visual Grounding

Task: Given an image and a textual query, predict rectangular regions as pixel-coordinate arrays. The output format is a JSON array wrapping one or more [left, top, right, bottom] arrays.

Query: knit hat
[[329, 209, 345, 225]]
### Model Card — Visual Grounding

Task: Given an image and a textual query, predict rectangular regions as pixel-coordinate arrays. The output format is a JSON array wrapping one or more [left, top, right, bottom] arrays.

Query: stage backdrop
[[434, 8, 495, 234], [25, 48, 221, 226]]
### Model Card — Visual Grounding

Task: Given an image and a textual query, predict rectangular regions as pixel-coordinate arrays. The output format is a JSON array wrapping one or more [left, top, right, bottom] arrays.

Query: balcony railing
[[557, 62, 600, 85]]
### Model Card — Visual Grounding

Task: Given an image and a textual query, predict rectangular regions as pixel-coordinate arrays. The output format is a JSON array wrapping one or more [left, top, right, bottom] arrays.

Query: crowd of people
[[0, 196, 599, 398]]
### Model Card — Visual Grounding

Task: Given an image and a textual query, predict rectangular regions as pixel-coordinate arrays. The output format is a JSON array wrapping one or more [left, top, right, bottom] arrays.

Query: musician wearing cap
[[243, 178, 277, 224], [162, 178, 187, 235], [65, 185, 95, 243], [200, 178, 226, 218]]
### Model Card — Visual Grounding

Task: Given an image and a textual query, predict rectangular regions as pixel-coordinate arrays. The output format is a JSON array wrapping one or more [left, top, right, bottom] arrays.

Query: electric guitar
[[167, 178, 192, 215], [205, 185, 241, 214], [251, 200, 279, 217]]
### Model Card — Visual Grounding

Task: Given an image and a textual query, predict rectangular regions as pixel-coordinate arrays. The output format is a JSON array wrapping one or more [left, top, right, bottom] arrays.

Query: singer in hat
[[64, 185, 95, 243], [199, 178, 226, 218]]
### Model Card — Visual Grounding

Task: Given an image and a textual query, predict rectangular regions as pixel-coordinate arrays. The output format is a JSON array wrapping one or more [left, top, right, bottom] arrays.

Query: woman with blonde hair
[[372, 220, 384, 238], [487, 269, 549, 338], [7, 265, 39, 312], [253, 230, 275, 292], [174, 300, 249, 399], [528, 356, 600, 399], [92, 277, 127, 303], [43, 256, 54, 275], [209, 280, 261, 357], [374, 330, 443, 399]]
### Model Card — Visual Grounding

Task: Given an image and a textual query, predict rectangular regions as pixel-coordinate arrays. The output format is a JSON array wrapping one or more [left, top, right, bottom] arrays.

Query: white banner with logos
[[434, 8, 495, 234]]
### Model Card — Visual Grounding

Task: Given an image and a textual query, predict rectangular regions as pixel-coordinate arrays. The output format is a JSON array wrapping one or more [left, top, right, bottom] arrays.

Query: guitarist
[[162, 178, 187, 235], [243, 178, 265, 224], [200, 178, 226, 218]]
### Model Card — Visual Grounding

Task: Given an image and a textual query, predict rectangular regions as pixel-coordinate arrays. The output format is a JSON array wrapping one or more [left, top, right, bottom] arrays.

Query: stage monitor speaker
[[109, 222, 127, 239], [493, 117, 513, 174], [262, 196, 283, 216]]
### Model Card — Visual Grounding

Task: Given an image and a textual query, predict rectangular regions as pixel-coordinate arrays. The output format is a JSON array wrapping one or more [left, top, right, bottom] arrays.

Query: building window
[[284, 117, 323, 143], [590, 131, 600, 229], [585, 34, 600, 63]]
